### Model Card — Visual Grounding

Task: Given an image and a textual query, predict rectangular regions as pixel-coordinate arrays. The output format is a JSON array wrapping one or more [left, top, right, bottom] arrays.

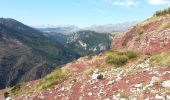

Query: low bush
[[126, 51, 138, 59], [105, 50, 138, 67], [106, 55, 128, 67]]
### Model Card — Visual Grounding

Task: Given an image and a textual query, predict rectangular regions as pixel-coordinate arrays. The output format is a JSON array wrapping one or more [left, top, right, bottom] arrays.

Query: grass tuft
[[105, 50, 138, 67], [36, 67, 73, 90], [151, 51, 170, 66]]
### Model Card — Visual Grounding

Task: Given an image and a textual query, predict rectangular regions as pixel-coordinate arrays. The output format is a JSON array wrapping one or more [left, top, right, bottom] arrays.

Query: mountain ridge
[[0, 18, 79, 89], [35, 21, 137, 34]]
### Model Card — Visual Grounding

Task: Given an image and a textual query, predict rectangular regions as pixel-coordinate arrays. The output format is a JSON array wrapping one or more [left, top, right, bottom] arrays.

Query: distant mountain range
[[34, 21, 137, 34], [35, 25, 81, 35], [85, 22, 138, 33]]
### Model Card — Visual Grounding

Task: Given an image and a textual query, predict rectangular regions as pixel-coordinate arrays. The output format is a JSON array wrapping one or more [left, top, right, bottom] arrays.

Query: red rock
[[113, 16, 170, 55]]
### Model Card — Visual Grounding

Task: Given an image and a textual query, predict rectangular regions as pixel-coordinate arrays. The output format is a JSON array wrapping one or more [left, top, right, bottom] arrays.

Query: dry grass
[[157, 21, 170, 32], [151, 51, 170, 66], [35, 67, 73, 90], [84, 68, 93, 75]]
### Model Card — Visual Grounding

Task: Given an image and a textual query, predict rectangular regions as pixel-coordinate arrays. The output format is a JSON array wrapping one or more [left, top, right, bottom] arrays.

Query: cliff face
[[113, 15, 170, 55]]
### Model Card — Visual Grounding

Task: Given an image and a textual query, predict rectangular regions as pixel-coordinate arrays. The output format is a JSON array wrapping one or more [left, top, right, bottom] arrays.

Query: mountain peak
[[0, 18, 18, 24]]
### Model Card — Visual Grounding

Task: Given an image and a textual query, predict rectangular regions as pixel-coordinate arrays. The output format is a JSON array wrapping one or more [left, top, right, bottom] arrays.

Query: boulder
[[120, 98, 126, 100], [92, 69, 103, 80], [104, 98, 110, 100], [162, 80, 170, 88], [155, 94, 165, 100], [166, 95, 170, 100], [92, 73, 103, 80], [5, 97, 12, 100], [150, 76, 160, 84], [88, 92, 93, 96], [134, 83, 143, 88], [143, 84, 153, 91], [126, 80, 129, 83], [115, 75, 122, 81], [107, 80, 115, 85]]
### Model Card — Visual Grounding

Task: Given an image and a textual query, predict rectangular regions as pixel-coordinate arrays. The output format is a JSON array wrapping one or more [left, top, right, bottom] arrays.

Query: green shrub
[[126, 51, 138, 59], [154, 7, 170, 17], [138, 31, 143, 35], [105, 50, 138, 67], [106, 54, 128, 67]]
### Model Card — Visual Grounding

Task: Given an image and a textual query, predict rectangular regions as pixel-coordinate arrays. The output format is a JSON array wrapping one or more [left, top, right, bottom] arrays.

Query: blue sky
[[0, 0, 169, 28]]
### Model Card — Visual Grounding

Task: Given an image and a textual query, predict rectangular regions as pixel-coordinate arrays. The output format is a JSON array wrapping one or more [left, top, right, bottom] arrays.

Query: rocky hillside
[[0, 18, 79, 89], [113, 8, 170, 55], [44, 30, 113, 56], [42, 32, 68, 45], [66, 31, 112, 56], [2, 49, 170, 100], [0, 8, 170, 100]]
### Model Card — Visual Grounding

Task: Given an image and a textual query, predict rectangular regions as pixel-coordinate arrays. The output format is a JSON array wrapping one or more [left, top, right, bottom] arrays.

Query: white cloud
[[104, 0, 139, 7], [148, 0, 170, 5]]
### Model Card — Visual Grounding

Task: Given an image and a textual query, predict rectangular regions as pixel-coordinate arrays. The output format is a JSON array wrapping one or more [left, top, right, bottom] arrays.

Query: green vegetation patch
[[105, 50, 138, 67], [36, 67, 73, 90], [126, 51, 138, 59], [154, 7, 170, 17], [141, 7, 170, 27], [151, 51, 170, 66]]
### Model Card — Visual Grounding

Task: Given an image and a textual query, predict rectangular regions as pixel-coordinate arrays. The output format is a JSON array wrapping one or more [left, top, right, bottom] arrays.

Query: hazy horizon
[[0, 0, 170, 28]]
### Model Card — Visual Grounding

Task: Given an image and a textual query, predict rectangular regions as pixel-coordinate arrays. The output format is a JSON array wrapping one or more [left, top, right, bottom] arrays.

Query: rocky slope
[[1, 8, 170, 100], [113, 14, 170, 55], [2, 50, 170, 100], [44, 30, 113, 56], [0, 18, 79, 89], [66, 31, 112, 56]]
